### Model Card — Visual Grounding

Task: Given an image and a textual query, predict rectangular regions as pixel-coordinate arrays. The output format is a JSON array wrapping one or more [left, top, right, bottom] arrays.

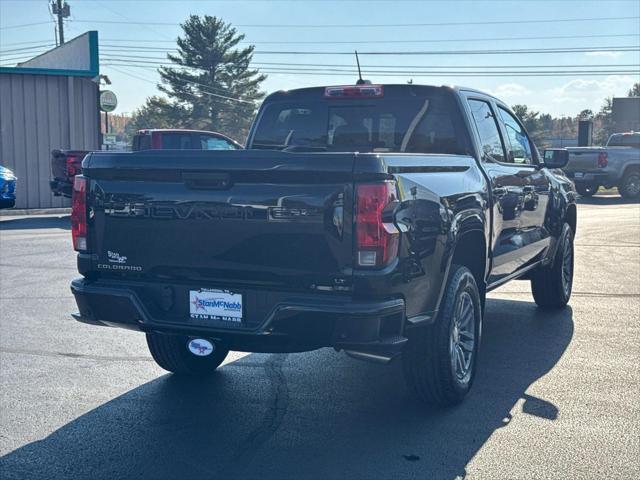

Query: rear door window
[[467, 99, 507, 162]]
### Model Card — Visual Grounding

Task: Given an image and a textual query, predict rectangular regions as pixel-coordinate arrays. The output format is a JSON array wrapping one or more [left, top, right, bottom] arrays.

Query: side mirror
[[543, 149, 569, 169]]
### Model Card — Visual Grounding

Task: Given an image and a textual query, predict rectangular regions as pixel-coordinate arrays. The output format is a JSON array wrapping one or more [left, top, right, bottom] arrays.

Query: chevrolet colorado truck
[[563, 132, 640, 198], [70, 84, 577, 406], [51, 129, 241, 198]]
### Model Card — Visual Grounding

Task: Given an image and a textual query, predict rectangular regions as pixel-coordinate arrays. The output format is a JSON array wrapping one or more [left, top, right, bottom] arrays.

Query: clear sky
[[1, 0, 639, 117]]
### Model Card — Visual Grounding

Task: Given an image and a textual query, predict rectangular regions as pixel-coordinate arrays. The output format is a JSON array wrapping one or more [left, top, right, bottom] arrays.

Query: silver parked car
[[563, 132, 640, 198]]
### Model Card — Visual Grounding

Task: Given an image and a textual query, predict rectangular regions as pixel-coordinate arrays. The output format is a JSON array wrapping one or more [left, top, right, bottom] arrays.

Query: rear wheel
[[402, 265, 481, 407], [146, 332, 229, 375], [619, 170, 640, 200], [531, 223, 574, 309], [574, 183, 599, 197]]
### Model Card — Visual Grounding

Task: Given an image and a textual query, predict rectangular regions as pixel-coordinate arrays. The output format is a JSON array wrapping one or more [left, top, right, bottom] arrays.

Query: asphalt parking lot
[[0, 197, 638, 480]]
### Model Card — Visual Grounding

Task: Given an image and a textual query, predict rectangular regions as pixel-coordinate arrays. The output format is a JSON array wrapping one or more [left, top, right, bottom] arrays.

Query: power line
[[99, 56, 640, 72], [245, 62, 640, 70], [101, 63, 639, 78], [0, 44, 56, 54], [108, 66, 255, 104], [0, 39, 55, 47], [157, 70, 259, 97], [0, 21, 53, 30], [99, 45, 640, 57], [106, 66, 258, 108], [98, 54, 640, 69], [244, 31, 638, 45], [70, 15, 640, 28], [98, 32, 640, 46], [251, 46, 640, 55]]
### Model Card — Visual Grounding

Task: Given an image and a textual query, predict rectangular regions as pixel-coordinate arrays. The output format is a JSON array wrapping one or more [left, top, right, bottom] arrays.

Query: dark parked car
[[70, 84, 576, 406], [0, 165, 17, 209], [50, 129, 242, 198], [132, 129, 242, 151]]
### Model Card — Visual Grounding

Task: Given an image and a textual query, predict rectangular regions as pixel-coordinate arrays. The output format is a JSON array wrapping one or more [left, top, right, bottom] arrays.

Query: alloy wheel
[[450, 291, 475, 384]]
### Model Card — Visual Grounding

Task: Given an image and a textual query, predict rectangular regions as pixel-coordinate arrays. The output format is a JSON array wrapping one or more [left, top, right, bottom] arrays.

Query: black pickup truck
[[70, 84, 577, 406]]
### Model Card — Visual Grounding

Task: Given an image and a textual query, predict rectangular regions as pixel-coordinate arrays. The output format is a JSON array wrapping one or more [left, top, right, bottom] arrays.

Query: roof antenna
[[355, 50, 368, 85]]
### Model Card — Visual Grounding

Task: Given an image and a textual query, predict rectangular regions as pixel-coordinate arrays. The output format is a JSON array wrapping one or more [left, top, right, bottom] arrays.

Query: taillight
[[597, 151, 608, 168], [66, 155, 79, 177], [355, 182, 399, 267], [71, 175, 87, 251]]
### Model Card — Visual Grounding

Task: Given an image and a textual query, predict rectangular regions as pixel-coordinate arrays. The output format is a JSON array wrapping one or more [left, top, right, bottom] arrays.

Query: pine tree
[[158, 15, 266, 141]]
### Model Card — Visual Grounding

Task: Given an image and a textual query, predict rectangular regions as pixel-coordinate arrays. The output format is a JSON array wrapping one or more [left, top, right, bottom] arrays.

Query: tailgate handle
[[182, 172, 232, 190]]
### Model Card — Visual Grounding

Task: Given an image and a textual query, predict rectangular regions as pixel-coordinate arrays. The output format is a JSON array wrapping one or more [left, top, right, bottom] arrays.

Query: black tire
[[402, 265, 482, 407], [574, 183, 599, 197], [531, 223, 574, 309], [618, 170, 640, 200], [146, 332, 229, 375]]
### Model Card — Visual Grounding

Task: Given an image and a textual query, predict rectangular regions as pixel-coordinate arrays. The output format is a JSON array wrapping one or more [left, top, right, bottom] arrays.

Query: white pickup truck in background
[[563, 132, 640, 199]]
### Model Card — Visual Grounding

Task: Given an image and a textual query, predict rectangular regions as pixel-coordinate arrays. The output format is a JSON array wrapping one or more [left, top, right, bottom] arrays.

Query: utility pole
[[51, 0, 70, 45]]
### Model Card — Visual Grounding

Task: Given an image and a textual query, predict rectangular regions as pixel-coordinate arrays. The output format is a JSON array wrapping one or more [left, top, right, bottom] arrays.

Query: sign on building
[[100, 90, 118, 112]]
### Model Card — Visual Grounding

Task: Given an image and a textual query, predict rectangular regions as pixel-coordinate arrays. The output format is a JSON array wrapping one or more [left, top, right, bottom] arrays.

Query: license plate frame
[[189, 288, 243, 323]]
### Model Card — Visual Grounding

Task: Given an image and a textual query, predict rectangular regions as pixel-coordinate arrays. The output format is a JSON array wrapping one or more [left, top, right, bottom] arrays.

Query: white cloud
[[544, 75, 637, 115], [489, 83, 533, 99], [585, 51, 624, 58]]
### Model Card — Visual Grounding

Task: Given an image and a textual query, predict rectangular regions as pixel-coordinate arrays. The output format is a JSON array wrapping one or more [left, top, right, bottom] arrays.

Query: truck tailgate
[[83, 150, 356, 292], [564, 147, 603, 173]]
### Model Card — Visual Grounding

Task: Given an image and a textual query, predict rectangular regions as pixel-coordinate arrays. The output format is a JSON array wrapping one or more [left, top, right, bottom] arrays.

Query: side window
[[498, 107, 533, 164], [467, 99, 506, 162], [200, 135, 237, 150]]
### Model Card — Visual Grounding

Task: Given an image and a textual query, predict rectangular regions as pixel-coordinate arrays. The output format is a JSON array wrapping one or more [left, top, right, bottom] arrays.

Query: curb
[[0, 208, 71, 217]]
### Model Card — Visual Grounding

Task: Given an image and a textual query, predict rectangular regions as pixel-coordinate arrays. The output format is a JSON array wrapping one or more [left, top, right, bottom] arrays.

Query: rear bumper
[[567, 171, 611, 185], [50, 178, 72, 197], [70, 278, 408, 360]]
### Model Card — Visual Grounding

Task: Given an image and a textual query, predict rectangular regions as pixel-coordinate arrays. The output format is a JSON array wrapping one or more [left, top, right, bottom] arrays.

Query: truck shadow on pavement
[[0, 297, 573, 480], [0, 215, 71, 231]]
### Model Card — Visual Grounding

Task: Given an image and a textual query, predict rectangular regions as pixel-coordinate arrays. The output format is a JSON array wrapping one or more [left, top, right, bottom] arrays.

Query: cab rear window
[[162, 133, 195, 149], [251, 94, 466, 154], [608, 134, 640, 148]]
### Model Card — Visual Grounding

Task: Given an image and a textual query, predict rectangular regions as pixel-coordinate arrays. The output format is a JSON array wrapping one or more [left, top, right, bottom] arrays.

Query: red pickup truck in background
[[50, 129, 242, 197]]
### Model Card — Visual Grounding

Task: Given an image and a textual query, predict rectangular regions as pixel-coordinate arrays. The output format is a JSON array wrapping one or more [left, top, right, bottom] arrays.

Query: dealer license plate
[[189, 289, 243, 323]]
